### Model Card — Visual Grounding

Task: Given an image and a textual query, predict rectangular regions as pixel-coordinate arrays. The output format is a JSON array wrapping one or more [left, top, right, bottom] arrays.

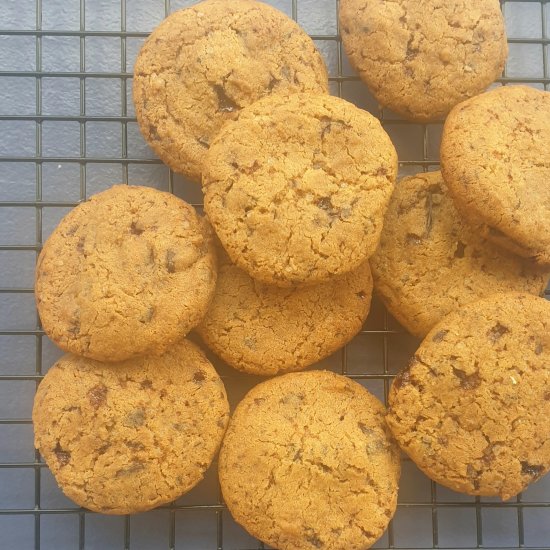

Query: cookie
[[387, 292, 550, 500], [196, 247, 372, 376], [441, 85, 550, 264], [219, 370, 401, 550], [203, 93, 397, 287], [133, 0, 328, 183], [339, 0, 507, 122], [35, 185, 216, 362], [370, 171, 549, 338], [32, 339, 230, 514]]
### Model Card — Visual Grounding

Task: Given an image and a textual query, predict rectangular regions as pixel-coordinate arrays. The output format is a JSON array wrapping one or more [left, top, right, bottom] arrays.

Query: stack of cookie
[[31, 0, 550, 548]]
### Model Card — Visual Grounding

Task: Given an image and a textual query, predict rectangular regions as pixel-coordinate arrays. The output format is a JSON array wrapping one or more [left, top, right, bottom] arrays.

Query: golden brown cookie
[[35, 185, 216, 362], [441, 85, 550, 264], [196, 247, 372, 376], [32, 339, 230, 514], [203, 93, 397, 287], [133, 0, 328, 182], [219, 371, 400, 550], [370, 171, 549, 338], [387, 292, 550, 500], [339, 0, 507, 122]]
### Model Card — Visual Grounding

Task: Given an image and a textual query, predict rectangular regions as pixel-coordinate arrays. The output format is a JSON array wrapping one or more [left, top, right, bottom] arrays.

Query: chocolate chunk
[[166, 250, 176, 273], [124, 408, 145, 428], [193, 370, 206, 383], [432, 330, 448, 343], [317, 197, 333, 211], [358, 422, 374, 436], [452, 367, 482, 390], [126, 441, 145, 451], [406, 233, 423, 245], [88, 384, 108, 409], [66, 225, 78, 236], [487, 322, 510, 343], [535, 342, 543, 355], [393, 369, 412, 390], [521, 462, 544, 479], [213, 84, 238, 113], [197, 136, 210, 149], [54, 442, 71, 466], [98, 443, 111, 455], [454, 241, 466, 258], [76, 237, 85, 253], [254, 398, 265, 405], [141, 307, 155, 323], [116, 462, 145, 477], [148, 124, 160, 141], [244, 336, 256, 349], [305, 532, 323, 548], [140, 379, 153, 389], [267, 74, 280, 91], [130, 221, 144, 236]]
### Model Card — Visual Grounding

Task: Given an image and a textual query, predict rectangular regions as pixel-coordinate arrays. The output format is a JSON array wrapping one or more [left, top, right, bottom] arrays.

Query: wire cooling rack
[[0, 0, 549, 549]]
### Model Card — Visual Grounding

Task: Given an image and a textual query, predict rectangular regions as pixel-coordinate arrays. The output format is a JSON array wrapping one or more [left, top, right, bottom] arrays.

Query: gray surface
[[0, 0, 549, 549]]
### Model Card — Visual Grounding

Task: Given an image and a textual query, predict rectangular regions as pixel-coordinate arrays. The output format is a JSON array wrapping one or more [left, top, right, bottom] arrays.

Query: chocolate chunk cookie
[[219, 370, 401, 550], [441, 86, 550, 264], [370, 171, 549, 338], [203, 93, 397, 287], [339, 0, 507, 122], [32, 339, 230, 514], [387, 292, 550, 500], [133, 0, 328, 182], [196, 247, 372, 376], [35, 185, 217, 362]]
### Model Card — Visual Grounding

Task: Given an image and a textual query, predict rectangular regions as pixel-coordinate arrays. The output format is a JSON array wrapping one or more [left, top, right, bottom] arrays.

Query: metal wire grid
[[0, 0, 549, 548]]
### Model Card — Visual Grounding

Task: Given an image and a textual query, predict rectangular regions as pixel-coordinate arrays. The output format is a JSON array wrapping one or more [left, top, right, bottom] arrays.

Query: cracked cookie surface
[[133, 0, 328, 182], [35, 184, 217, 362], [387, 292, 550, 500], [370, 171, 549, 338], [339, 0, 507, 122], [203, 93, 397, 287], [32, 339, 230, 514], [441, 85, 550, 264], [219, 370, 401, 550], [196, 247, 372, 376]]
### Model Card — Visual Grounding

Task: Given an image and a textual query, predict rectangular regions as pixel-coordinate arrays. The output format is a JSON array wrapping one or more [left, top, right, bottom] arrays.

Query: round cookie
[[441, 86, 550, 264], [196, 248, 372, 375], [370, 171, 549, 338], [35, 185, 217, 362], [339, 0, 507, 122], [133, 0, 328, 182], [387, 292, 550, 500], [203, 93, 398, 287], [219, 370, 401, 550], [32, 339, 230, 514]]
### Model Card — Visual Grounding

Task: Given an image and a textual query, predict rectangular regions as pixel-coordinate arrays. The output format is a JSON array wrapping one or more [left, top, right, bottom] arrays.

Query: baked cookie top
[[196, 247, 372, 375], [370, 171, 549, 338], [203, 93, 397, 287], [133, 0, 328, 182], [441, 85, 550, 264], [35, 185, 217, 362], [219, 370, 401, 550], [339, 0, 507, 122], [32, 339, 230, 514], [387, 292, 550, 500]]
